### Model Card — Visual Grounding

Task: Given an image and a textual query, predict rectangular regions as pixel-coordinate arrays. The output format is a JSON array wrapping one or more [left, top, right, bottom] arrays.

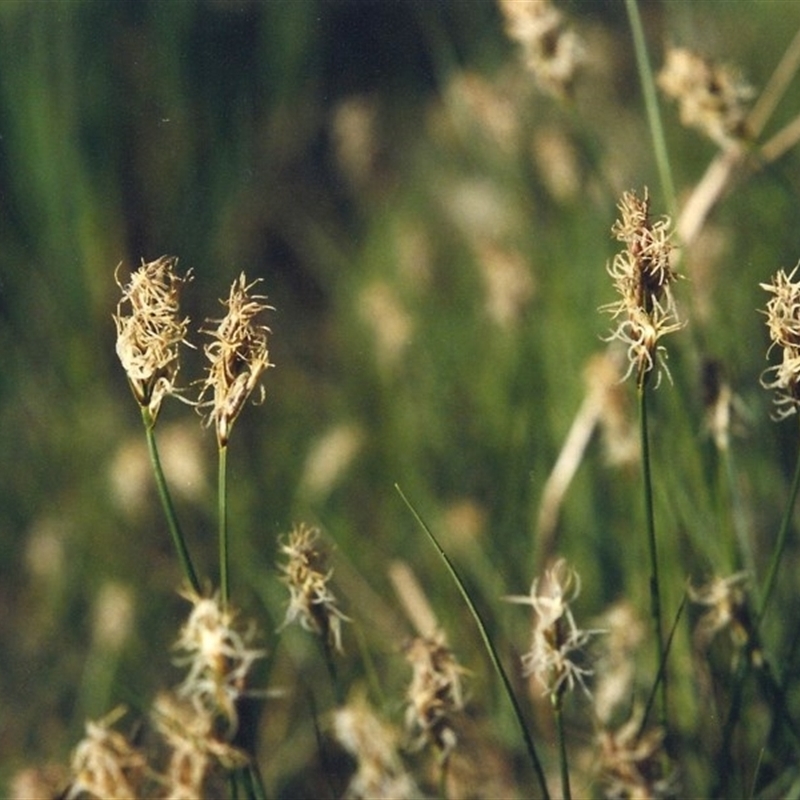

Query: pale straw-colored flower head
[[113, 256, 192, 422], [151, 691, 249, 800], [199, 273, 273, 447], [761, 265, 800, 419], [404, 630, 467, 762], [173, 592, 266, 737], [497, 0, 584, 99], [688, 571, 752, 654], [506, 558, 602, 700], [277, 523, 350, 654], [597, 709, 675, 800], [333, 694, 420, 800], [67, 707, 145, 800], [602, 189, 683, 388], [658, 46, 754, 149]]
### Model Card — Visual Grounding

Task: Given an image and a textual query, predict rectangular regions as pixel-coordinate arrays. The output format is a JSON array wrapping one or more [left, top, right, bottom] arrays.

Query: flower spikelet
[[277, 523, 350, 654], [173, 593, 266, 737], [404, 630, 467, 762], [497, 0, 584, 98], [597, 710, 675, 800], [506, 558, 601, 700], [688, 571, 752, 654], [761, 265, 800, 419], [151, 691, 249, 800], [113, 256, 192, 421], [602, 189, 683, 387], [333, 695, 420, 800], [658, 46, 754, 149], [67, 707, 145, 800], [199, 273, 273, 447]]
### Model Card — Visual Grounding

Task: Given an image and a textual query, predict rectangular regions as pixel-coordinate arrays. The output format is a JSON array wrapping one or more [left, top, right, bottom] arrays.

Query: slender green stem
[[318, 635, 344, 706], [718, 419, 800, 792], [395, 485, 551, 800], [437, 755, 450, 800], [241, 763, 268, 800], [624, 0, 677, 220], [219, 442, 229, 610], [554, 694, 571, 800], [757, 416, 800, 627], [141, 407, 201, 595], [638, 381, 667, 729]]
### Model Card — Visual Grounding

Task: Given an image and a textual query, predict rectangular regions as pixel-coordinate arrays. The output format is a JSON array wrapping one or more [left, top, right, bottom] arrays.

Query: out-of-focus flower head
[[67, 708, 144, 800], [506, 558, 602, 700], [333, 694, 420, 800], [277, 523, 350, 654], [173, 592, 266, 737], [658, 46, 754, 149], [497, 0, 584, 99], [404, 630, 467, 762]]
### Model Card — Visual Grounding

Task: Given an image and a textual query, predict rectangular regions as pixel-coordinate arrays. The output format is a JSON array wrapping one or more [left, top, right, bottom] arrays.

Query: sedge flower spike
[[113, 256, 192, 421], [404, 631, 467, 762], [173, 592, 266, 736], [506, 558, 601, 700], [760, 265, 800, 419], [497, 0, 584, 99], [277, 523, 350, 654], [67, 708, 144, 800], [658, 46, 753, 150], [601, 189, 683, 387], [199, 273, 273, 447]]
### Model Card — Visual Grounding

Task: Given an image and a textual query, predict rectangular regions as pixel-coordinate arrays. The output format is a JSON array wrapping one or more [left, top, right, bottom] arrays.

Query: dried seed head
[[597, 710, 676, 800], [601, 189, 683, 388], [497, 0, 584, 99], [761, 265, 800, 419], [199, 273, 273, 447], [658, 46, 754, 149], [505, 558, 602, 700], [404, 631, 467, 762], [333, 695, 420, 800], [277, 523, 350, 654], [113, 256, 192, 421], [173, 592, 266, 737], [67, 708, 145, 800], [688, 571, 752, 653], [151, 691, 248, 800]]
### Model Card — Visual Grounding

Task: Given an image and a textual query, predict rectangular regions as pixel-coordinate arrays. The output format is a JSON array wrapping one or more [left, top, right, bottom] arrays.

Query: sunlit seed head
[[601, 189, 683, 388], [198, 273, 273, 447], [113, 256, 193, 421], [761, 265, 800, 419]]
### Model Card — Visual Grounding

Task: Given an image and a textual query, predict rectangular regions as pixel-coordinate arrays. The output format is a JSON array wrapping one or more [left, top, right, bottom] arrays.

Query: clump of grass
[[13, 3, 800, 799]]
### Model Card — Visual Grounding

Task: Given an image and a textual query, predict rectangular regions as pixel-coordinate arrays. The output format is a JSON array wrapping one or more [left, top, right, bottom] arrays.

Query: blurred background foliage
[[2, 0, 800, 796]]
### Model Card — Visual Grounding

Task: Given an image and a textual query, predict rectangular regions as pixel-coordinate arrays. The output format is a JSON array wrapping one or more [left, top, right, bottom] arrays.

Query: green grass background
[[2, 1, 800, 796]]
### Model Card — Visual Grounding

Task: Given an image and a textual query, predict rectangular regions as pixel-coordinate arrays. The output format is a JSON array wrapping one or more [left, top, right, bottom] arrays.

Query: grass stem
[[624, 0, 676, 219], [757, 416, 800, 628], [638, 380, 668, 730], [395, 484, 551, 800], [141, 407, 201, 596], [554, 695, 572, 800], [219, 442, 229, 610]]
